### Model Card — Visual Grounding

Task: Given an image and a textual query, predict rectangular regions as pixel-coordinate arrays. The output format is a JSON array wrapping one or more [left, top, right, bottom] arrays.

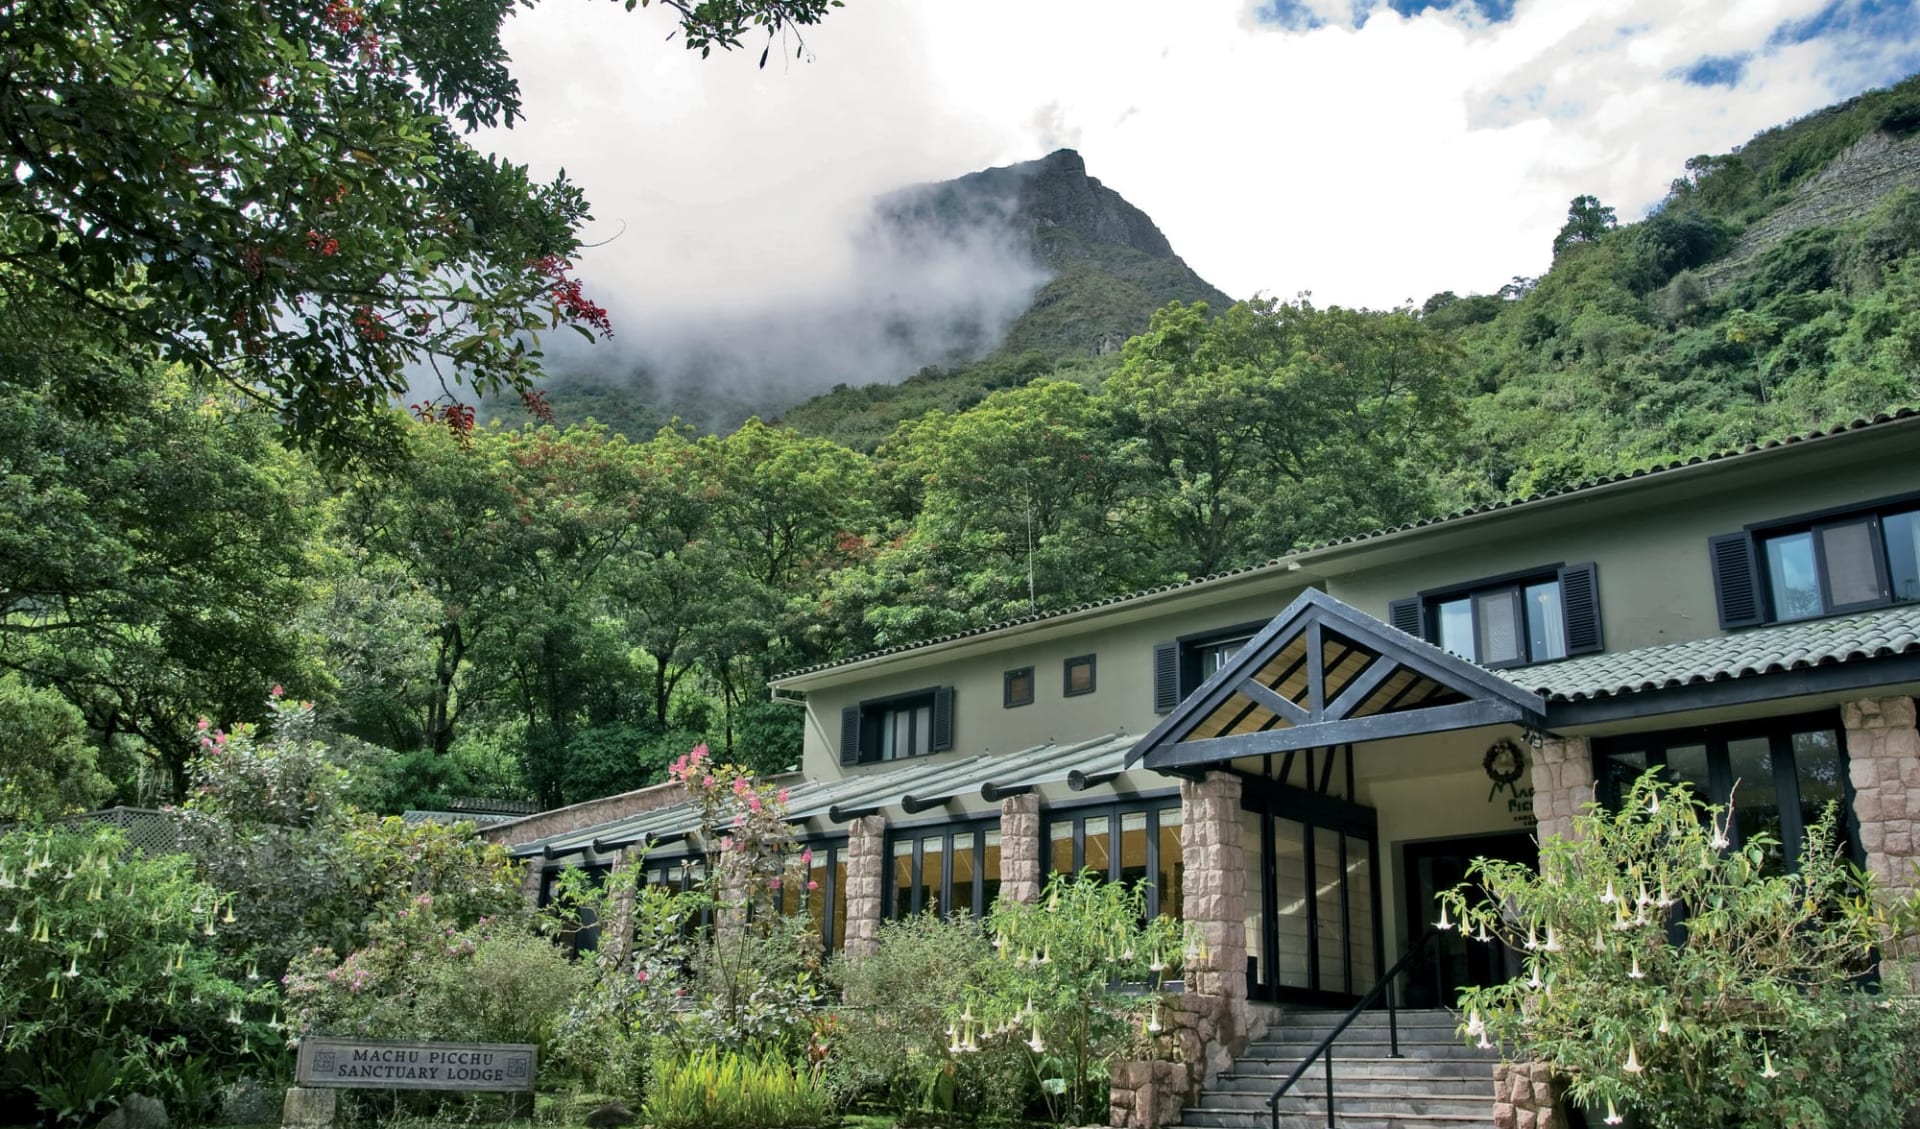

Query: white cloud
[[483, 0, 1918, 373]]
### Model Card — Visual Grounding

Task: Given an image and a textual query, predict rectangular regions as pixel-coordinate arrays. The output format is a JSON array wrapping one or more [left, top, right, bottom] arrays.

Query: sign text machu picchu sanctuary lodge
[[296, 1038, 536, 1091]]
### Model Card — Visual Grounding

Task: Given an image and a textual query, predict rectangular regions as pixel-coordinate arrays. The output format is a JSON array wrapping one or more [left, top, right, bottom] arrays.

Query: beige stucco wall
[[796, 583, 1309, 780]]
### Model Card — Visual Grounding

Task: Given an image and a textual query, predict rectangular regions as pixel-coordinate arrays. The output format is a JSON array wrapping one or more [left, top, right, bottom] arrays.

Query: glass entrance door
[[1400, 832, 1536, 1008], [1247, 748, 1383, 1007]]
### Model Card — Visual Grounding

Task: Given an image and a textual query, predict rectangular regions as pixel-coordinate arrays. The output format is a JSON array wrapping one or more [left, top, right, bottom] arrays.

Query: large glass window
[[1754, 505, 1917, 621], [886, 820, 1000, 920], [1044, 797, 1182, 920], [1594, 712, 1855, 870], [780, 837, 850, 957], [843, 686, 954, 765], [1434, 573, 1573, 667]]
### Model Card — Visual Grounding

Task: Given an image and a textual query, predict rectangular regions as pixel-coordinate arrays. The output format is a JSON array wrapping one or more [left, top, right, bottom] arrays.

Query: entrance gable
[[1128, 589, 1547, 771]]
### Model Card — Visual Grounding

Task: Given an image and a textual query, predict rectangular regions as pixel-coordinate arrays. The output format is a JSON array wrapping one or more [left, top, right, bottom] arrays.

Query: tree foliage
[[1440, 772, 1920, 1129]]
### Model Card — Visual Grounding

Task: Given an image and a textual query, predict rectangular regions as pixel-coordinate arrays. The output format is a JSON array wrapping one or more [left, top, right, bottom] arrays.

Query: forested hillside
[[5, 75, 1918, 823]]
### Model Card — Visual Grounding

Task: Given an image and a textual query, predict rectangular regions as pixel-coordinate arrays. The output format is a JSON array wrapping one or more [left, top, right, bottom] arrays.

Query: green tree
[[0, 363, 320, 798], [0, 674, 113, 820], [0, 0, 838, 456], [1553, 195, 1619, 257]]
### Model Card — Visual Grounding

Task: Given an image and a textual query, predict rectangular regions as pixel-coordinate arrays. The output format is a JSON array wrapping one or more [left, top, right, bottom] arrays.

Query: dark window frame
[[1739, 495, 1920, 623], [840, 685, 954, 765], [786, 834, 851, 957], [883, 816, 1001, 921], [1396, 562, 1601, 669], [1004, 666, 1035, 708], [1042, 793, 1183, 920], [1591, 710, 1858, 868], [1063, 654, 1097, 697], [1155, 619, 1272, 713]]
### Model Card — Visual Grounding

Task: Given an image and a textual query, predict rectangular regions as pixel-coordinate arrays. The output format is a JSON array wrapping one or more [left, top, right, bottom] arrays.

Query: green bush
[[1443, 771, 1920, 1129], [284, 898, 583, 1062], [0, 825, 276, 1122], [641, 1048, 829, 1129], [826, 913, 1030, 1120]]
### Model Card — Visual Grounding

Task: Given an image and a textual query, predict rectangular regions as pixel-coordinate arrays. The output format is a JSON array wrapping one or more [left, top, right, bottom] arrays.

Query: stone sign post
[[282, 1038, 537, 1127]]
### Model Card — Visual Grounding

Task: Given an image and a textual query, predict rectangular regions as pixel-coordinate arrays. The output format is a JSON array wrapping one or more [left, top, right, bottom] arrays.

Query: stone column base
[[1493, 1060, 1565, 1129], [281, 1087, 337, 1128]]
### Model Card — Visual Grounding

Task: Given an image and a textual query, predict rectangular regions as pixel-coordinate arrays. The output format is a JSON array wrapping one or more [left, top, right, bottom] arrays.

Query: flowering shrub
[[284, 893, 583, 1054], [550, 747, 825, 1097], [0, 825, 276, 1121], [181, 689, 524, 978], [1440, 771, 1920, 1129], [826, 913, 1031, 1121], [970, 872, 1192, 1124]]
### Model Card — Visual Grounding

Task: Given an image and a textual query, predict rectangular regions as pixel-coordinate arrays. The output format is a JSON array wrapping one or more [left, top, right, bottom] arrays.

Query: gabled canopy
[[1128, 589, 1547, 771]]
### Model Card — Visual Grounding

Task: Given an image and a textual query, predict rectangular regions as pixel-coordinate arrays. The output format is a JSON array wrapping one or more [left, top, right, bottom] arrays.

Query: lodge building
[[482, 409, 1920, 1125]]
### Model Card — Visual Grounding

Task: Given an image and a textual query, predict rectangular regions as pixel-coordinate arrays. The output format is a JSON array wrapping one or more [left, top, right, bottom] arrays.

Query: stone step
[[1240, 1041, 1498, 1062], [1178, 1107, 1492, 1129], [1223, 1061, 1493, 1088], [1206, 1090, 1493, 1116], [1212, 1072, 1491, 1098]]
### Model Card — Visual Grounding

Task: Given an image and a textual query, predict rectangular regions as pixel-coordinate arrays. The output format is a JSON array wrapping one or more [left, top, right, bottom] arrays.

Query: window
[[1004, 666, 1035, 708], [1152, 620, 1270, 714], [779, 837, 851, 956], [1064, 654, 1096, 697], [1594, 713, 1854, 871], [1389, 563, 1601, 668], [886, 820, 1001, 919], [1045, 797, 1183, 920], [1712, 498, 1920, 628], [838, 686, 954, 765]]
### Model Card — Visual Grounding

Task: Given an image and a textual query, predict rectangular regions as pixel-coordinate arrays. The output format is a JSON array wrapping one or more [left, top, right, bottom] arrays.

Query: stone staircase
[[1173, 1008, 1498, 1129]]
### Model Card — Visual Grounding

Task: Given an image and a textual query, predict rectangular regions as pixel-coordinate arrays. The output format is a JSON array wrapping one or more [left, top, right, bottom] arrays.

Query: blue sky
[[488, 0, 1920, 316]]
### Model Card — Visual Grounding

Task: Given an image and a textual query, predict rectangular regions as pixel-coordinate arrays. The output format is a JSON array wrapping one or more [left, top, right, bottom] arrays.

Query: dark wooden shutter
[[930, 686, 955, 752], [1708, 532, 1765, 628], [1557, 562, 1604, 655], [838, 705, 863, 766], [1388, 597, 1425, 640], [1153, 642, 1180, 714]]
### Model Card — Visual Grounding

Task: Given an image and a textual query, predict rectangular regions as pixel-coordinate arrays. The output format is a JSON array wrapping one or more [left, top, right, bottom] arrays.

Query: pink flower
[[196, 718, 210, 732], [636, 969, 650, 982], [807, 880, 819, 892], [271, 684, 285, 698], [720, 837, 735, 851], [778, 788, 790, 806], [702, 775, 715, 788], [689, 744, 709, 764], [748, 794, 762, 813], [769, 878, 781, 890], [732, 777, 750, 797], [800, 848, 813, 866]]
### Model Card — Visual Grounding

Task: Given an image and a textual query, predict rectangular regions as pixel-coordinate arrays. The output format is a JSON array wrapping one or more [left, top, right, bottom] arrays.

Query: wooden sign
[[296, 1038, 536, 1092]]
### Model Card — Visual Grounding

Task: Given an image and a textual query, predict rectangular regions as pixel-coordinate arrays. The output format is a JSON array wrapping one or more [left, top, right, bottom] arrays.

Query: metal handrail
[[1266, 929, 1445, 1129]]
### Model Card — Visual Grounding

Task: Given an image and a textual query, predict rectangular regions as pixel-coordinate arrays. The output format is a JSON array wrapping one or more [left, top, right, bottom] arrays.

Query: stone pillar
[[1529, 736, 1594, 843], [517, 857, 545, 906], [998, 792, 1043, 905], [1492, 1060, 1565, 1129], [598, 846, 642, 969], [841, 815, 887, 957], [1842, 696, 1920, 988], [1180, 772, 1246, 1000]]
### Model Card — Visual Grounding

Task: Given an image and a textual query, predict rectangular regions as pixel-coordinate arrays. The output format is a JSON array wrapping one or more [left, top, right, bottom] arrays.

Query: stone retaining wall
[[1493, 1060, 1565, 1129]]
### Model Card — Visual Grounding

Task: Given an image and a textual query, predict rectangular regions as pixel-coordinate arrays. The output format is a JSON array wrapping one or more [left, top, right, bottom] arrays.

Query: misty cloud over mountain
[[534, 150, 1227, 434]]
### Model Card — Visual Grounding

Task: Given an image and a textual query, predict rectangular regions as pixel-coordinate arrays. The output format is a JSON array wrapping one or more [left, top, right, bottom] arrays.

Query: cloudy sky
[[485, 0, 1920, 318]]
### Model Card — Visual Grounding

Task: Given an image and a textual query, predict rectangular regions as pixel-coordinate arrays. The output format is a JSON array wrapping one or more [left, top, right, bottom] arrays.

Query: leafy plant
[[967, 872, 1192, 1125], [0, 825, 277, 1120], [641, 1048, 829, 1129], [1440, 770, 1920, 1129], [826, 912, 1030, 1120]]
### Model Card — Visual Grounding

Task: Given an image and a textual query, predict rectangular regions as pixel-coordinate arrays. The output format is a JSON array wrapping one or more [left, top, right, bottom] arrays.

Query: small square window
[[1064, 654, 1096, 697], [1004, 667, 1035, 708]]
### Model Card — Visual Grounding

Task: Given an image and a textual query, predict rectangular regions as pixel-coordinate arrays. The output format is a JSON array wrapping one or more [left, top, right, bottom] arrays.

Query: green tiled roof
[[1510, 605, 1920, 704]]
